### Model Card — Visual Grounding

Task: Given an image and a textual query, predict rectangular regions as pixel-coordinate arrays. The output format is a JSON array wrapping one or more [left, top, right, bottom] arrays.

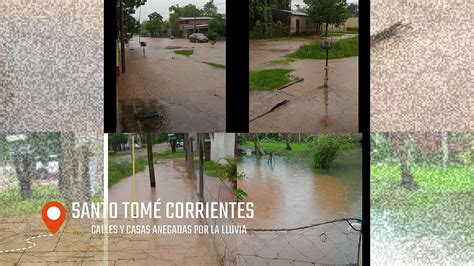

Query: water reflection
[[238, 149, 362, 229]]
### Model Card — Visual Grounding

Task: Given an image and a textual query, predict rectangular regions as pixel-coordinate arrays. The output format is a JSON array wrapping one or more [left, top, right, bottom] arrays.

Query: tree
[[285, 134, 292, 151], [0, 133, 60, 199], [304, 0, 349, 35], [346, 3, 358, 17], [208, 14, 226, 40], [442, 132, 449, 169], [203, 1, 218, 17], [145, 12, 164, 37], [169, 4, 204, 31], [117, 0, 148, 37], [109, 133, 129, 152], [246, 134, 265, 157], [311, 134, 350, 169], [390, 133, 417, 189]]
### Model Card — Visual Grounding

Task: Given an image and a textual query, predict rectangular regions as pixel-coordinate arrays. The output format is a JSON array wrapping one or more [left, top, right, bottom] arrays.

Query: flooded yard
[[237, 148, 362, 264], [238, 148, 362, 229]]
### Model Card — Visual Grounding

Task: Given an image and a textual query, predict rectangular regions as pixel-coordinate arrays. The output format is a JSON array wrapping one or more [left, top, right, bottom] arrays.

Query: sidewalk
[[107, 158, 219, 265]]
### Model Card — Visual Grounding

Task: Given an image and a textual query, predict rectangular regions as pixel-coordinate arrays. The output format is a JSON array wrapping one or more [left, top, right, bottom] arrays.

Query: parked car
[[189, 33, 208, 43]]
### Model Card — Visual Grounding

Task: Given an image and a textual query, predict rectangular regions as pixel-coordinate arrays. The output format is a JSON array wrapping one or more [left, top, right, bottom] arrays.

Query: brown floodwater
[[250, 55, 358, 132], [118, 38, 225, 132], [238, 149, 362, 229], [107, 158, 219, 264]]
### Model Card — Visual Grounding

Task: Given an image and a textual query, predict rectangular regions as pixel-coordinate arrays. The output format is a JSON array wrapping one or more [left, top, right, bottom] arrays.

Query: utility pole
[[198, 134, 204, 199], [146, 133, 156, 187], [119, 0, 126, 73]]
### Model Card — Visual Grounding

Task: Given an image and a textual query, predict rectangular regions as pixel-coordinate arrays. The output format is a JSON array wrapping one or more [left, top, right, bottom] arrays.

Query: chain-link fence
[[237, 218, 362, 265]]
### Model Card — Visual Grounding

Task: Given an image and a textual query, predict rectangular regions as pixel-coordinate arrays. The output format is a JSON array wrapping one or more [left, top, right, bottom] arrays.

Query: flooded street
[[371, 0, 471, 131], [107, 158, 219, 264], [249, 38, 358, 132], [238, 149, 362, 229], [118, 37, 225, 132], [371, 191, 473, 264]]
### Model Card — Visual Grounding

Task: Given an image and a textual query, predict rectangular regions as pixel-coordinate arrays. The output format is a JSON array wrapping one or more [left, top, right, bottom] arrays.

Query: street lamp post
[[321, 39, 331, 88]]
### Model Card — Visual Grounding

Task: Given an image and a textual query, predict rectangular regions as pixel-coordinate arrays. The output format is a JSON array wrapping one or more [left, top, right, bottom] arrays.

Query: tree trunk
[[399, 133, 417, 189], [13, 156, 33, 200], [442, 132, 449, 169], [285, 134, 292, 150], [251, 134, 265, 157]]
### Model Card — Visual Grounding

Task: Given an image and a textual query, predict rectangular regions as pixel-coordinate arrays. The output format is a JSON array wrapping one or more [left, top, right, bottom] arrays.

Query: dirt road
[[118, 37, 225, 132]]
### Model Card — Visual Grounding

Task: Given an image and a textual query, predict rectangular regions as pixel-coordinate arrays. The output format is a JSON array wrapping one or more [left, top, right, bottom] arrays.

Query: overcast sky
[[134, 0, 358, 22]]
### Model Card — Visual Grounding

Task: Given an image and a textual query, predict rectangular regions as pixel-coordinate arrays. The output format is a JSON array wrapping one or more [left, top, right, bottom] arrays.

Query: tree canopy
[[304, 0, 349, 34]]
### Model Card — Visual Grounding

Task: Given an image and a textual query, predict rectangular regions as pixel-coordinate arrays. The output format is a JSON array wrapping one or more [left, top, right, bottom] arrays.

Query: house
[[176, 17, 212, 37], [209, 133, 236, 164], [277, 10, 359, 35]]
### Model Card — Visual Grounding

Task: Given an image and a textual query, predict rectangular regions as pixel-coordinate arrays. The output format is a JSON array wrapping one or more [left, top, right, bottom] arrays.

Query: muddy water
[[249, 36, 359, 132], [238, 149, 362, 229], [107, 158, 219, 264], [250, 38, 314, 69], [118, 38, 225, 132], [371, 191, 473, 264]]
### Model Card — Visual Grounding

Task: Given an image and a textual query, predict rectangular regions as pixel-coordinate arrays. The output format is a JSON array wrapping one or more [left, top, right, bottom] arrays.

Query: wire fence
[[237, 218, 362, 265]]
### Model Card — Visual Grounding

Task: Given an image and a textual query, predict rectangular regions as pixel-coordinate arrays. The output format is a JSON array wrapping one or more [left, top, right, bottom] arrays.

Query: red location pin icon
[[42, 201, 66, 234]]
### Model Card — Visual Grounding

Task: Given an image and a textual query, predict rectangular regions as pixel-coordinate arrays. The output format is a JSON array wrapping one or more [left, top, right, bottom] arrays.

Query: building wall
[[290, 16, 359, 35], [290, 15, 316, 35], [210, 133, 235, 164]]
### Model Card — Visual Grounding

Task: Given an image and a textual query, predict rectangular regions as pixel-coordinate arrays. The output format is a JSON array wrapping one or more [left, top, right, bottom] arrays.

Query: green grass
[[109, 150, 185, 187], [153, 150, 185, 161], [288, 35, 358, 60], [371, 164, 473, 210], [174, 50, 194, 56], [202, 62, 226, 69], [203, 161, 224, 177], [0, 185, 63, 215], [240, 141, 311, 156], [250, 68, 295, 91]]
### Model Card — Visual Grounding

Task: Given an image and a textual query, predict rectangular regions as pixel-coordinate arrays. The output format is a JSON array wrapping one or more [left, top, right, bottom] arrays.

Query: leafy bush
[[220, 157, 245, 182], [237, 188, 248, 201], [311, 134, 351, 169], [346, 27, 358, 32], [237, 135, 247, 145], [207, 30, 218, 40]]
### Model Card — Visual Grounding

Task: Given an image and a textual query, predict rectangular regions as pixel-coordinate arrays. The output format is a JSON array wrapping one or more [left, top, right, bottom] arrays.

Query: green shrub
[[237, 188, 248, 201], [311, 134, 351, 169], [237, 135, 247, 145], [346, 27, 358, 32]]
